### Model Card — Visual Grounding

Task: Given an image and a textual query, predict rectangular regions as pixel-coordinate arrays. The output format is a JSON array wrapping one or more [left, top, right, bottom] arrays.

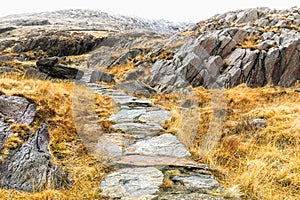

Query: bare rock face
[[0, 94, 68, 192], [0, 125, 68, 192], [36, 57, 84, 79], [11, 31, 102, 57], [149, 7, 300, 90], [90, 70, 115, 83], [0, 95, 36, 124]]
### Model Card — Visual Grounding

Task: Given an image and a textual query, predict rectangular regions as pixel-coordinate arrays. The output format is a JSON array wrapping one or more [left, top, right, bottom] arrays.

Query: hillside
[[0, 7, 299, 200]]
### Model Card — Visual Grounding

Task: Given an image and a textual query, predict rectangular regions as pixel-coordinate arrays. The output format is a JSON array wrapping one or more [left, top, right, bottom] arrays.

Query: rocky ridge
[[0, 9, 189, 34], [147, 7, 300, 91]]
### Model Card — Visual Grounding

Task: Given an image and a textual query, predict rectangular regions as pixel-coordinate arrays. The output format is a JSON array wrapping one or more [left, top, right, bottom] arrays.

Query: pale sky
[[1, 0, 299, 22]]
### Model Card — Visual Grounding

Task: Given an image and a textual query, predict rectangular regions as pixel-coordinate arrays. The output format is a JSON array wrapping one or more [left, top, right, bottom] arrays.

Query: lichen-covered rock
[[0, 95, 68, 192], [0, 125, 68, 192]]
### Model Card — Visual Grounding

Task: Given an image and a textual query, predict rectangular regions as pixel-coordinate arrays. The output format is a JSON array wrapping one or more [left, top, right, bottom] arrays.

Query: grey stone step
[[125, 134, 191, 157], [108, 108, 147, 123], [112, 123, 163, 139], [111, 155, 209, 169], [111, 95, 152, 107], [96, 133, 136, 160], [101, 167, 163, 199]]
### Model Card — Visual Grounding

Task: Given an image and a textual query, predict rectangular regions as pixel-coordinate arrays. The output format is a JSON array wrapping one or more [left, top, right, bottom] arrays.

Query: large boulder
[[0, 94, 68, 192], [0, 124, 68, 192], [114, 81, 157, 97], [90, 70, 115, 83], [36, 57, 84, 79]]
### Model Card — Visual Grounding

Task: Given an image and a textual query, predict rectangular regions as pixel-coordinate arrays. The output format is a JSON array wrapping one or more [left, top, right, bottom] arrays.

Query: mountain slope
[[0, 9, 190, 34]]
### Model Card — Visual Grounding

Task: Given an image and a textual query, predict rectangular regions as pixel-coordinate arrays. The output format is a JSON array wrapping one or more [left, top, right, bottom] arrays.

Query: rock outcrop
[[0, 95, 68, 192], [11, 31, 102, 57], [36, 57, 84, 79], [148, 7, 300, 90]]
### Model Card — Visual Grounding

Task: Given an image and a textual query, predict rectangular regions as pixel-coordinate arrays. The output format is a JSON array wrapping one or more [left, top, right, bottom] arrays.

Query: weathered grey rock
[[90, 70, 115, 83], [278, 39, 300, 87], [172, 174, 223, 192], [15, 19, 51, 26], [265, 48, 281, 84], [157, 193, 225, 200], [249, 118, 267, 128], [12, 31, 102, 57], [111, 95, 151, 107], [96, 134, 136, 159], [295, 88, 300, 92], [101, 167, 163, 199], [0, 95, 36, 124], [36, 57, 84, 79], [115, 81, 157, 98], [0, 121, 12, 152], [235, 9, 260, 24], [125, 134, 190, 157], [112, 155, 209, 169], [109, 109, 146, 123], [0, 27, 16, 34], [23, 67, 48, 80], [12, 43, 26, 53], [108, 48, 144, 67], [0, 124, 68, 192], [112, 123, 163, 138], [138, 110, 171, 125]]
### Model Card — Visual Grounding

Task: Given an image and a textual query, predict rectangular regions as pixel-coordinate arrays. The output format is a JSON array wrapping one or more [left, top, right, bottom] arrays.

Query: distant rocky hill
[[0, 7, 299, 91], [148, 7, 300, 91], [0, 9, 189, 34]]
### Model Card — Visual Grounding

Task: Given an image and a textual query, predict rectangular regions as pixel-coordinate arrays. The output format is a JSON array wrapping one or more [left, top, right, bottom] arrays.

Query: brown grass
[[190, 84, 300, 199], [1, 69, 300, 199], [236, 35, 262, 50], [106, 61, 136, 82], [0, 77, 110, 199]]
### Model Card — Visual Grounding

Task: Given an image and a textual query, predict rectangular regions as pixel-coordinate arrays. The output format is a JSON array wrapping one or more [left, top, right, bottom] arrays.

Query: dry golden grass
[[190, 84, 300, 200], [236, 35, 263, 50], [106, 61, 136, 82], [151, 84, 300, 199], [95, 93, 117, 132], [1, 73, 300, 199], [0, 77, 110, 199]]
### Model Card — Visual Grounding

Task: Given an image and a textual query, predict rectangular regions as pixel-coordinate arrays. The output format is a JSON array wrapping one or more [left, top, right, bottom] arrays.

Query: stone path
[[76, 69, 226, 199]]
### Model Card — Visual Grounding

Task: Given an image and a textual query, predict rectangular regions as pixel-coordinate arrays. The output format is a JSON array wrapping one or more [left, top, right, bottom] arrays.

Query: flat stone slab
[[112, 155, 210, 169], [138, 110, 171, 125], [96, 134, 136, 159], [125, 134, 191, 157], [157, 193, 225, 200], [112, 123, 163, 138], [111, 95, 151, 107], [101, 167, 163, 199], [172, 174, 223, 192], [109, 109, 146, 123]]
